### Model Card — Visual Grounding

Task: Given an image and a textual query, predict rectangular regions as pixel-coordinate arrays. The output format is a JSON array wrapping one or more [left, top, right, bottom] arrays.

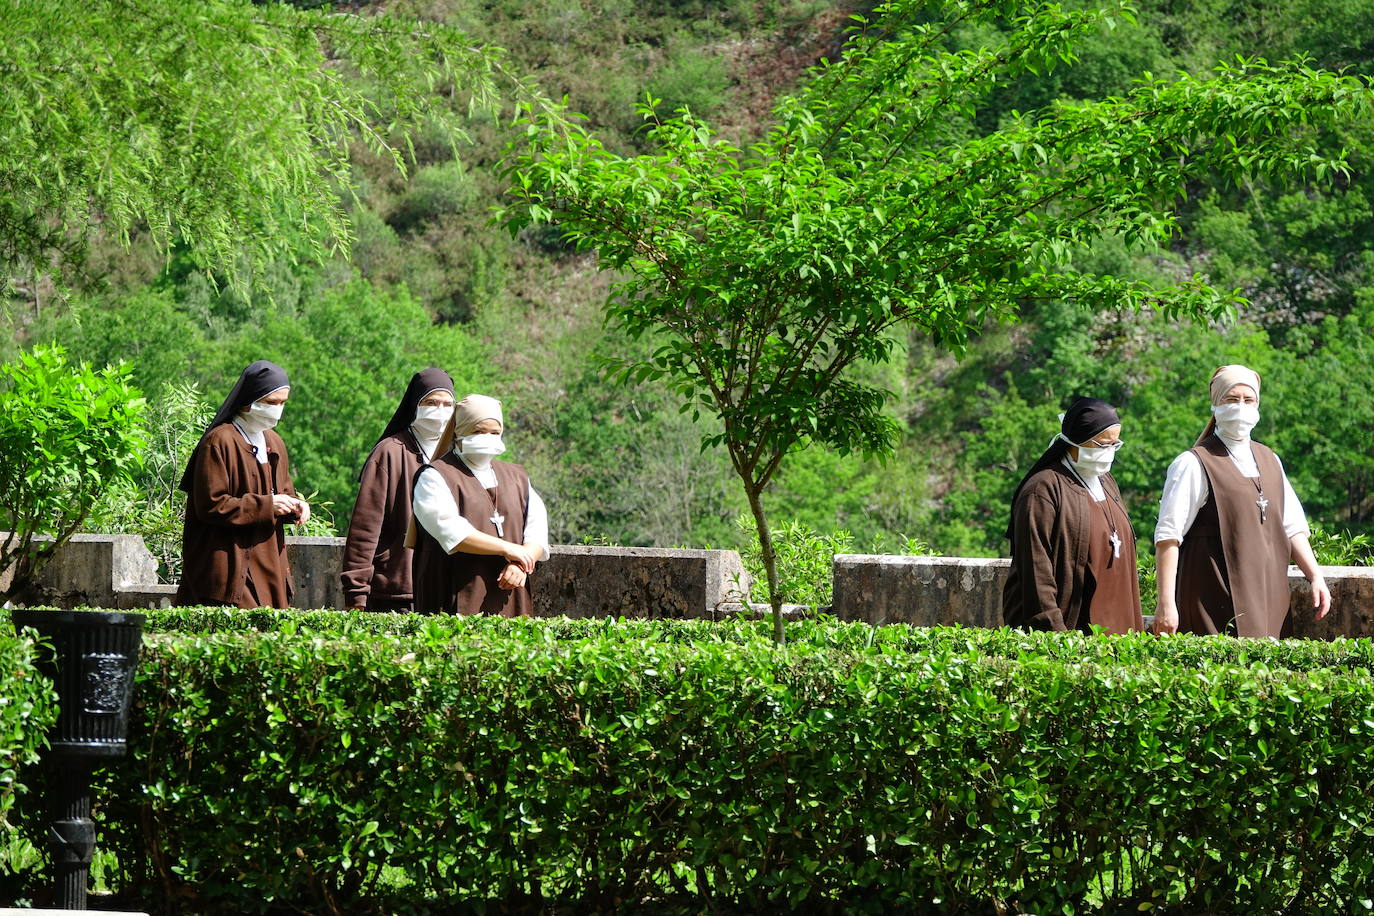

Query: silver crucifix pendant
[[1109, 530, 1122, 559], [490, 510, 505, 537], [1256, 494, 1269, 523]]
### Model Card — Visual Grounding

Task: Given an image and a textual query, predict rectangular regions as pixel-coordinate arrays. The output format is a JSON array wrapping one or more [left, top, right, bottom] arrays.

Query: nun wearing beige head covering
[[408, 394, 550, 615], [1153, 365, 1329, 637]]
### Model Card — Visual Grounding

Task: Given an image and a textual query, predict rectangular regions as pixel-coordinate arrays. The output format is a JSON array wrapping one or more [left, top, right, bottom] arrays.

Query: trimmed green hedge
[[6, 611, 1374, 911], [26, 605, 1374, 672], [0, 630, 58, 833], [1, 613, 1370, 912]]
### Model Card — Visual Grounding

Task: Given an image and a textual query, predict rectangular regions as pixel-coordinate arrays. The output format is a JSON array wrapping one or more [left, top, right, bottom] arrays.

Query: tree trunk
[[745, 485, 784, 645]]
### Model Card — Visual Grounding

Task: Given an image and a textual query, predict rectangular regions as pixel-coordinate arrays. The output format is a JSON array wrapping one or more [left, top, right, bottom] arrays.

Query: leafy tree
[[0, 0, 534, 289], [0, 346, 147, 602], [506, 0, 1369, 640], [37, 275, 489, 531], [88, 383, 213, 583]]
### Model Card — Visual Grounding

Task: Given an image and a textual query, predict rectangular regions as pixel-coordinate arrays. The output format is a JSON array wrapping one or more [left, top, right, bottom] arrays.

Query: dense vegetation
[[5, 0, 1374, 563], [4, 612, 1374, 912]]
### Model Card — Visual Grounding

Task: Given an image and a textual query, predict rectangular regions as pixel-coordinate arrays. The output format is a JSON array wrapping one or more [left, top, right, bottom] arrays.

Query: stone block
[[284, 536, 347, 610], [1288, 566, 1374, 639], [2, 533, 158, 609], [529, 545, 750, 619], [832, 554, 1009, 628]]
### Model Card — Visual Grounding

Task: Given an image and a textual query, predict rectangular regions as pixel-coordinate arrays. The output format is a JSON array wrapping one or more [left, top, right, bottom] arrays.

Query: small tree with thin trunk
[[0, 346, 147, 603], [504, 0, 1368, 642]]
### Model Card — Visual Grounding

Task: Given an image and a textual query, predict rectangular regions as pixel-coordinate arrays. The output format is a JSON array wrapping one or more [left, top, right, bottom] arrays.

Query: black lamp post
[[11, 610, 145, 910]]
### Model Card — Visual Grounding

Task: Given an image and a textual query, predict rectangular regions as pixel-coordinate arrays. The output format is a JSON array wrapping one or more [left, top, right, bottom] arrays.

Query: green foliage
[[10, 0, 1374, 565], [88, 383, 210, 582], [0, 0, 538, 289], [0, 631, 57, 855], [38, 277, 487, 533], [1307, 522, 1374, 566], [735, 514, 855, 608], [4, 615, 1374, 910], [733, 515, 930, 608], [505, 0, 1369, 634], [0, 346, 147, 601]]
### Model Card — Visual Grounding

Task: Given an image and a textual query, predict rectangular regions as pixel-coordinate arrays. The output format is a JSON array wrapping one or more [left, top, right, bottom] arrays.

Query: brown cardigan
[[176, 423, 296, 609], [340, 432, 428, 609], [1002, 463, 1140, 632]]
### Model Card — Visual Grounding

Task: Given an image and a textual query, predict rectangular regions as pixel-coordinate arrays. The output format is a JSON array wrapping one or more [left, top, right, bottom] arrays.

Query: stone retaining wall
[[832, 554, 1374, 639], [9, 535, 1372, 637], [6, 534, 751, 620]]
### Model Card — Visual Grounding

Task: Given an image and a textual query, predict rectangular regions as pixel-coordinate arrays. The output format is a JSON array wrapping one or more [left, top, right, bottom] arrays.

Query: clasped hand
[[271, 494, 311, 525]]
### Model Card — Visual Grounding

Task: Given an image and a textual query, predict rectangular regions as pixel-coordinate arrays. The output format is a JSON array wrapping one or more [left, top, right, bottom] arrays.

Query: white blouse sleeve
[[1155, 451, 1209, 544], [412, 466, 476, 554], [1276, 456, 1310, 540], [524, 485, 551, 560]]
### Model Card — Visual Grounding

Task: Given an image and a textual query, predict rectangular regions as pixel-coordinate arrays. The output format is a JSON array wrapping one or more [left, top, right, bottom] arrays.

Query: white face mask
[[238, 400, 283, 433], [412, 404, 453, 439], [1212, 402, 1259, 440], [1058, 432, 1117, 479], [460, 433, 506, 462], [1070, 444, 1116, 479]]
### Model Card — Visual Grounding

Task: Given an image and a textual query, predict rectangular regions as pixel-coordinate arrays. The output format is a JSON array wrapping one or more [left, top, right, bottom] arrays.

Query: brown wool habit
[[411, 453, 531, 616], [340, 432, 430, 610], [1003, 463, 1143, 633], [1175, 436, 1291, 638], [176, 423, 296, 609]]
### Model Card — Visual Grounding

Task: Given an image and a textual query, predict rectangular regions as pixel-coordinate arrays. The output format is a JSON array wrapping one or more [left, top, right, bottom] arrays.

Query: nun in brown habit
[[340, 368, 455, 611], [1153, 365, 1330, 637], [407, 394, 549, 615], [176, 360, 310, 609], [1002, 397, 1143, 633]]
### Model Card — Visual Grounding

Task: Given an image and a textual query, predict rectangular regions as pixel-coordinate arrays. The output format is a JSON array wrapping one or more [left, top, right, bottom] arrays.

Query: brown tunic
[[411, 454, 532, 616], [1083, 492, 1142, 634], [340, 432, 429, 610], [1003, 464, 1142, 632], [176, 423, 296, 609], [1176, 436, 1291, 638]]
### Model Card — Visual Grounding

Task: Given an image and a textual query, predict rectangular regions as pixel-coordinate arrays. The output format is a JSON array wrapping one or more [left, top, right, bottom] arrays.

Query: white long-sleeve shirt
[[1154, 437, 1308, 544], [412, 454, 550, 558]]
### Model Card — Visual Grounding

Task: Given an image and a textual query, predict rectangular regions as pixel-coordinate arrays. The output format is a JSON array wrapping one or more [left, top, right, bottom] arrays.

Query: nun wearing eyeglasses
[[1002, 397, 1142, 634], [1152, 365, 1330, 638]]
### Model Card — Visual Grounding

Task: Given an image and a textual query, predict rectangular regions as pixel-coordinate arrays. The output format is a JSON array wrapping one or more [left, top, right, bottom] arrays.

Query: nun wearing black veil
[[1002, 397, 1142, 633], [176, 360, 309, 609], [340, 368, 455, 611]]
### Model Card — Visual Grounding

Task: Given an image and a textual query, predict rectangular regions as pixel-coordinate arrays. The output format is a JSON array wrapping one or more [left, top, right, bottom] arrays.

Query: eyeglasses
[[1086, 438, 1124, 451]]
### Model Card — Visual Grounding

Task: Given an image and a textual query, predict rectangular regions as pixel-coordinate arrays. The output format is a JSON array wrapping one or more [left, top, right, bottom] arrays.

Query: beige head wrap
[[1208, 365, 1261, 405], [433, 394, 504, 460], [1196, 364, 1261, 444], [405, 393, 506, 549]]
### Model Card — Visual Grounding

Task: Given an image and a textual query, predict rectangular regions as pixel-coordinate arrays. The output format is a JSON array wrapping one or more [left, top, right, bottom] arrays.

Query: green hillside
[[6, 0, 1373, 562]]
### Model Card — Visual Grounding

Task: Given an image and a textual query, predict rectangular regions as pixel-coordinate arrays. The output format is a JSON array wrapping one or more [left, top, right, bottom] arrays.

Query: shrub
[[734, 515, 855, 609], [0, 629, 59, 885], [88, 382, 211, 582], [2, 615, 1372, 913], [1308, 521, 1374, 566], [0, 346, 147, 602]]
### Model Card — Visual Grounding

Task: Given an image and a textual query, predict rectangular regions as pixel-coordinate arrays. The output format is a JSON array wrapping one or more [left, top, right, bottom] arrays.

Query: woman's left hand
[[498, 563, 527, 590], [1312, 576, 1332, 620]]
